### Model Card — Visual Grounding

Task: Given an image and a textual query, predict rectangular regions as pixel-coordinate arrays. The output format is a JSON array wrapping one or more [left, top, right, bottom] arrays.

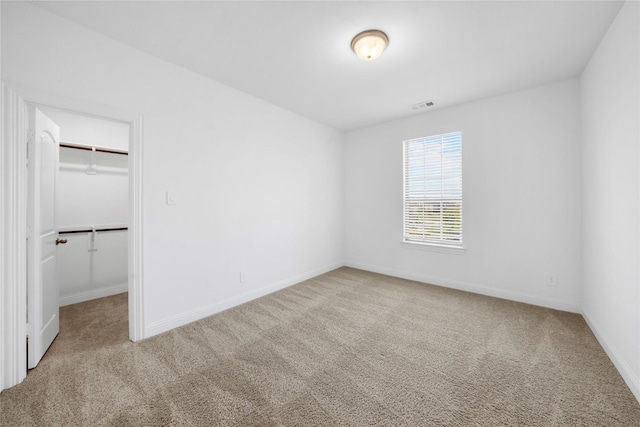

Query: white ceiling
[[33, 1, 623, 131]]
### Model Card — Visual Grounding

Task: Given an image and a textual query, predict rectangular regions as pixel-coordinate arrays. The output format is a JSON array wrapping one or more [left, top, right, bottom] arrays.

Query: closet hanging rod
[[58, 227, 128, 235], [60, 142, 128, 156]]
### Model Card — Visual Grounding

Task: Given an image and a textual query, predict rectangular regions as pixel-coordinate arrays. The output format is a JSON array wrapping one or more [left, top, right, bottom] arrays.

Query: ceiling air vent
[[409, 100, 435, 111]]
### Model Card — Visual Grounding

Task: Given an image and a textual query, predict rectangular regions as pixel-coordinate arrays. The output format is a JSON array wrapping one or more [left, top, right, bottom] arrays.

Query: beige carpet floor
[[1, 267, 639, 426]]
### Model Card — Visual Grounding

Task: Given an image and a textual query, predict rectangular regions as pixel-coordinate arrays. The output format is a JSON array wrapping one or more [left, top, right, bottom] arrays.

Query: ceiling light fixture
[[351, 29, 389, 61]]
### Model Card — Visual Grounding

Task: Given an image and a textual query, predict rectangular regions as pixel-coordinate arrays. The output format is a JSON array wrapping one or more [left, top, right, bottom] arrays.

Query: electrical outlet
[[239, 272, 246, 283], [547, 275, 557, 287]]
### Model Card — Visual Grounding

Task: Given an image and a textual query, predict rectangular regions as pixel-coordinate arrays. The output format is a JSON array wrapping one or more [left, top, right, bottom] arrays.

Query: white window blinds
[[403, 131, 462, 247]]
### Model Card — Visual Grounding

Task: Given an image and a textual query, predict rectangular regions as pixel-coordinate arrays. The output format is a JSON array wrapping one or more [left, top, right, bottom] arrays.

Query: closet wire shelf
[[60, 142, 128, 156], [58, 227, 128, 235]]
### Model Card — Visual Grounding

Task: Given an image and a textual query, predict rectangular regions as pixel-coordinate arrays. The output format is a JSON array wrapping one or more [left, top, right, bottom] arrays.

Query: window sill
[[401, 241, 466, 255]]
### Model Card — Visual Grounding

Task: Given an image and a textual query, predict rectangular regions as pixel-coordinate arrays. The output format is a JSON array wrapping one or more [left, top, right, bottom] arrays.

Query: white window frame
[[402, 131, 464, 252]]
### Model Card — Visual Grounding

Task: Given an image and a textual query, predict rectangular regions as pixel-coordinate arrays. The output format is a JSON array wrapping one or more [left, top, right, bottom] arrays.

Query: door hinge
[[26, 323, 34, 338], [26, 227, 32, 239]]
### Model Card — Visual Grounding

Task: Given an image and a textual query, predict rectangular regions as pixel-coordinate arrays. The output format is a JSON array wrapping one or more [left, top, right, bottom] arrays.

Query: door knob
[[56, 238, 67, 245]]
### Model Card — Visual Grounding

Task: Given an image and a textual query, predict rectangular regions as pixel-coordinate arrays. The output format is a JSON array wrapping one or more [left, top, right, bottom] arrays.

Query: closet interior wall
[[41, 107, 130, 306]]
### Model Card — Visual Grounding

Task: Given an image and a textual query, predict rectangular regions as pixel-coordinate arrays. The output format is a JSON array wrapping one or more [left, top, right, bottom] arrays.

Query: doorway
[[26, 105, 131, 368], [0, 84, 144, 391]]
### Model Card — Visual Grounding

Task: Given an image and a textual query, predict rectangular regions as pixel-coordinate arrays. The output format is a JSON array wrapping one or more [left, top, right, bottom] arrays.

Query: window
[[403, 131, 462, 247]]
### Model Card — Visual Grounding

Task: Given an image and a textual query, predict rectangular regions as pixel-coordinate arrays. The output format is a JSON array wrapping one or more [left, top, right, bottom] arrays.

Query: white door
[[27, 106, 61, 369]]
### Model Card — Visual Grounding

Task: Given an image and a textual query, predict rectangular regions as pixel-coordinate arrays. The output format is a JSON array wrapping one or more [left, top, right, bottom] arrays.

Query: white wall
[[581, 1, 639, 401], [1, 2, 343, 336], [57, 147, 128, 228], [344, 79, 583, 311], [56, 230, 128, 306], [42, 108, 130, 306]]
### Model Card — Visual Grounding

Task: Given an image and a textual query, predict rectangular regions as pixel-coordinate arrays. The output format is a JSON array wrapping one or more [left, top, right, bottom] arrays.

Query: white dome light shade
[[351, 30, 389, 61]]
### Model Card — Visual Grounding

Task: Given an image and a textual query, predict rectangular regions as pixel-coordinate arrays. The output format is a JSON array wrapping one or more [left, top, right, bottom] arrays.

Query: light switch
[[166, 191, 177, 205]]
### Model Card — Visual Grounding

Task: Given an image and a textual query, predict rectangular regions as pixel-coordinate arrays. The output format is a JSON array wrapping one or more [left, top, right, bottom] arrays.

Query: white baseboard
[[59, 283, 128, 307], [582, 309, 640, 404], [344, 261, 582, 313], [144, 263, 342, 338]]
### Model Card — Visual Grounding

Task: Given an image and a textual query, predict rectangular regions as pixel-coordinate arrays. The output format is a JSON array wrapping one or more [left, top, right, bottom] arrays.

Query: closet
[[41, 107, 130, 307]]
